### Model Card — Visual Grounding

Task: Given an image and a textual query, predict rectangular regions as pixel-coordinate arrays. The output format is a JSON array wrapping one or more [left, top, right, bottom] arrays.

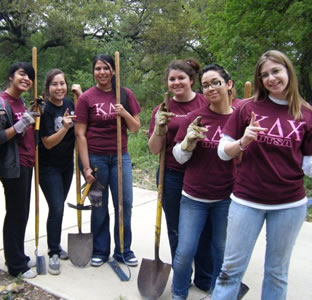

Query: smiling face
[[9, 68, 33, 93], [93, 60, 113, 90], [49, 73, 67, 104], [201, 70, 232, 104], [260, 60, 289, 99], [167, 69, 193, 98]]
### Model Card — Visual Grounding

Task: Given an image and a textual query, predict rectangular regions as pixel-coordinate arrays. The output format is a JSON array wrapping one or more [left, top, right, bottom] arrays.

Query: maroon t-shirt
[[175, 104, 234, 199], [1, 92, 35, 167], [149, 93, 207, 172], [75, 86, 141, 155], [223, 97, 312, 205]]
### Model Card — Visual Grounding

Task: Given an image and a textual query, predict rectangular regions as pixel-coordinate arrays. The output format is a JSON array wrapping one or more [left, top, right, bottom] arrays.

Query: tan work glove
[[181, 116, 208, 152], [154, 102, 175, 136]]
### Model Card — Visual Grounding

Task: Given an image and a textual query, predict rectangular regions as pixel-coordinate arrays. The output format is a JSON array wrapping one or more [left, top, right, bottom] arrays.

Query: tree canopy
[[0, 0, 311, 104]]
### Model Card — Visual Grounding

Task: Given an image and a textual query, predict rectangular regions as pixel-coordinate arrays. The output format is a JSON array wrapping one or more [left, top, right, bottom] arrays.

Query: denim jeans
[[172, 195, 231, 299], [89, 152, 134, 261], [39, 162, 73, 257], [212, 201, 306, 300], [161, 168, 213, 291]]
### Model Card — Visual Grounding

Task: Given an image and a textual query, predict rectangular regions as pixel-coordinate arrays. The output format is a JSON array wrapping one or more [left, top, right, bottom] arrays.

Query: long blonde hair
[[254, 50, 309, 119]]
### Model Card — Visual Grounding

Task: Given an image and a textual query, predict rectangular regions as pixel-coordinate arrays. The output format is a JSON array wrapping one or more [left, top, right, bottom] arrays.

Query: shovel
[[137, 93, 171, 300], [107, 51, 131, 281], [67, 92, 93, 267], [32, 47, 47, 275]]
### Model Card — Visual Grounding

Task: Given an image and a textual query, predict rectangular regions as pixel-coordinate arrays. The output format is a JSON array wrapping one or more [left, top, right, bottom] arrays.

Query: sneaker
[[91, 257, 105, 267], [48, 254, 61, 275], [59, 248, 69, 260], [27, 259, 36, 268], [120, 255, 138, 267], [237, 282, 249, 300], [22, 269, 37, 279]]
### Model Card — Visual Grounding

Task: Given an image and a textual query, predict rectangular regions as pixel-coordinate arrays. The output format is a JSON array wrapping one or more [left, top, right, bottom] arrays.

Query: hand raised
[[240, 111, 267, 148]]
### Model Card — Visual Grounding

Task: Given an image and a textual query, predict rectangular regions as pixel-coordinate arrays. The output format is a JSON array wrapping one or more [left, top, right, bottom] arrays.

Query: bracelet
[[239, 139, 248, 151], [83, 167, 92, 173]]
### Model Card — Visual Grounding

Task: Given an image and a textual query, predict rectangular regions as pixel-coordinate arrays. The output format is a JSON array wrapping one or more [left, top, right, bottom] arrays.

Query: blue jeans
[[172, 195, 231, 299], [212, 201, 306, 300], [89, 152, 134, 261], [39, 162, 73, 257], [161, 168, 213, 291]]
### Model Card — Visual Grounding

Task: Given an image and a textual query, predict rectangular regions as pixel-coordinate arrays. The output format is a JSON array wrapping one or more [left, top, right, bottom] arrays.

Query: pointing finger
[[250, 111, 255, 126]]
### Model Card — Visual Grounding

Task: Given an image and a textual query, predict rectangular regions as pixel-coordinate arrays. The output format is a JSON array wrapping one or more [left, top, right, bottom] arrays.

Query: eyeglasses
[[202, 79, 224, 90], [258, 67, 285, 80]]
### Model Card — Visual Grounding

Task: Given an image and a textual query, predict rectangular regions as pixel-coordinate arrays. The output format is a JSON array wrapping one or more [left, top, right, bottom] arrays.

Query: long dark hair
[[92, 54, 129, 111]]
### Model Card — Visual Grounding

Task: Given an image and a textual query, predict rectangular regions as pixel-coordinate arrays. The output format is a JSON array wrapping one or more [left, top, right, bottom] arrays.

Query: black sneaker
[[237, 283, 249, 300]]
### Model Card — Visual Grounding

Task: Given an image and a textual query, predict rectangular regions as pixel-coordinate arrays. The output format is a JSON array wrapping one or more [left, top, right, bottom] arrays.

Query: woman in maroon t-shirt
[[213, 50, 312, 300], [171, 64, 241, 299], [148, 59, 212, 291], [0, 62, 39, 279], [75, 54, 141, 267]]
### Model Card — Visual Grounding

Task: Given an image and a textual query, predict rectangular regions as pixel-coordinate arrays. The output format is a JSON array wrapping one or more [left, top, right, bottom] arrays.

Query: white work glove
[[154, 102, 175, 136], [13, 111, 40, 135], [181, 116, 208, 152]]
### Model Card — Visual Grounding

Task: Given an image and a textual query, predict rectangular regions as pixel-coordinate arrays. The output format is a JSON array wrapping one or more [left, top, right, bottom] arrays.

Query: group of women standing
[[0, 49, 310, 300]]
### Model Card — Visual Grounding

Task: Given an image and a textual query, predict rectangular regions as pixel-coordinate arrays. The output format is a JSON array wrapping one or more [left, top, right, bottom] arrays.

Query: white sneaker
[[48, 254, 61, 275], [27, 259, 36, 268], [22, 269, 37, 279]]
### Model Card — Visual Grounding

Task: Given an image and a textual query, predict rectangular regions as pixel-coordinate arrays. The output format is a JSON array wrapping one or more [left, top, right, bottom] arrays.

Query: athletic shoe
[[48, 254, 61, 275], [22, 269, 37, 279], [59, 248, 69, 260], [91, 257, 105, 267], [116, 255, 138, 267], [237, 282, 249, 300], [27, 259, 36, 268]]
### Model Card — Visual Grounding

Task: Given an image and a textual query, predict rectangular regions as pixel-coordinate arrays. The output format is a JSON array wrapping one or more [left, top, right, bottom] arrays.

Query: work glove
[[154, 102, 175, 136], [88, 180, 105, 207], [181, 116, 208, 152], [13, 111, 40, 135], [29, 97, 46, 114]]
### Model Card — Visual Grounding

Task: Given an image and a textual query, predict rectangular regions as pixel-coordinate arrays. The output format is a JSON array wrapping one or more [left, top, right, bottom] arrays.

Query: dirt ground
[[0, 269, 62, 299]]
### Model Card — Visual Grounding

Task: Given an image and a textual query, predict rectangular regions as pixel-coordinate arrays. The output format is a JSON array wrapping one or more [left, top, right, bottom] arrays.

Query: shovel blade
[[137, 258, 171, 300], [36, 255, 47, 275], [68, 232, 93, 267]]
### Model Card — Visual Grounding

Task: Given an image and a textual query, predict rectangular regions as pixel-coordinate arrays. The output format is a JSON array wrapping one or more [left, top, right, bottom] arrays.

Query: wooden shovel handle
[[155, 92, 169, 260], [244, 81, 252, 99], [115, 51, 124, 253]]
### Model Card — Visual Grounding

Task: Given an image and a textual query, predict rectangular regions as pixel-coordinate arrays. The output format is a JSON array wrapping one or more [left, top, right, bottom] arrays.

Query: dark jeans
[[1, 165, 33, 276], [160, 168, 213, 291], [88, 152, 134, 261], [39, 162, 73, 257]]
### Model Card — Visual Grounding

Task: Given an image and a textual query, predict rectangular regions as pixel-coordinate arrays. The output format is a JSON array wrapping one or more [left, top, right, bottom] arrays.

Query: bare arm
[[75, 122, 95, 183], [148, 131, 165, 154]]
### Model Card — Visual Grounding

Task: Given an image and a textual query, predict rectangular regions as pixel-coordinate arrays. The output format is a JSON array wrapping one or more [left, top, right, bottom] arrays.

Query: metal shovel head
[[36, 255, 47, 275], [137, 258, 171, 300], [68, 232, 93, 267]]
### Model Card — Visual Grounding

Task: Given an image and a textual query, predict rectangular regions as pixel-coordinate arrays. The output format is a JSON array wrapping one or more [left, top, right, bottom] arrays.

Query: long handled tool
[[244, 81, 252, 99], [137, 93, 171, 300], [107, 51, 131, 281], [67, 92, 93, 267], [32, 47, 47, 275]]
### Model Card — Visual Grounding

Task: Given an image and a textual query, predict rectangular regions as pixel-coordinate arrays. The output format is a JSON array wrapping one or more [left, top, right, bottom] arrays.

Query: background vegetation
[[1, 0, 312, 214]]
